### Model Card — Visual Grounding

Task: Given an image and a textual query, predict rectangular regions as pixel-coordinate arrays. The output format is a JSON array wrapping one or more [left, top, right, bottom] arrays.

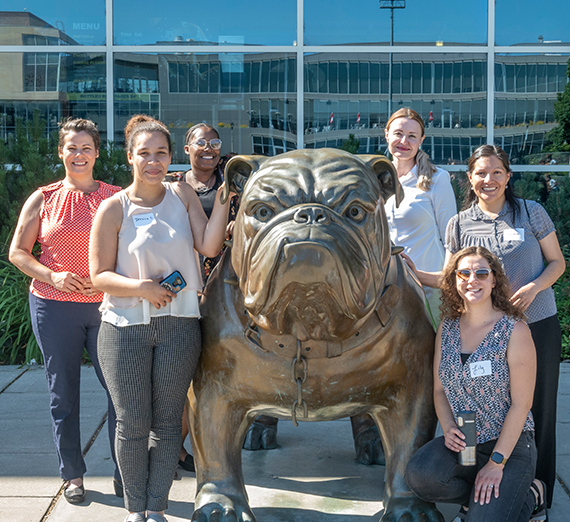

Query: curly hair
[[439, 246, 525, 321], [124, 114, 171, 155], [58, 118, 101, 152]]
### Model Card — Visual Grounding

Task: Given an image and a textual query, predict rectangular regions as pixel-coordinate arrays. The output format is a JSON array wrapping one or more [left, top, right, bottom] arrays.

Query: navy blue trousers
[[29, 293, 119, 482]]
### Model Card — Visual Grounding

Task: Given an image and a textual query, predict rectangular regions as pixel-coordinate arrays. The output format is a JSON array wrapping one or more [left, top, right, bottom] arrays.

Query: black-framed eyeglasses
[[191, 138, 222, 150], [455, 268, 492, 281]]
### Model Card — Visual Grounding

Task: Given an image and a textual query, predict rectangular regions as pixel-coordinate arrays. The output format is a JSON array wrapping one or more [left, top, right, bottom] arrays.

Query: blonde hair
[[386, 107, 436, 191]]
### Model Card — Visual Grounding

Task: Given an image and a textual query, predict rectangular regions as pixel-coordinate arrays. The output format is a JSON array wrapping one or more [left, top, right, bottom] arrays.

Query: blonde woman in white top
[[89, 115, 230, 522], [383, 108, 457, 319]]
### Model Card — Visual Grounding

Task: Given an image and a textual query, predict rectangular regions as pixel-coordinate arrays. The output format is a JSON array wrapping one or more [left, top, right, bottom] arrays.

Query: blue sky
[[4, 0, 569, 46]]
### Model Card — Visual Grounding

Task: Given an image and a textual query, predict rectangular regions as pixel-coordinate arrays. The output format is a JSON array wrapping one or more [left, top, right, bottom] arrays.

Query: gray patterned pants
[[98, 315, 201, 513]]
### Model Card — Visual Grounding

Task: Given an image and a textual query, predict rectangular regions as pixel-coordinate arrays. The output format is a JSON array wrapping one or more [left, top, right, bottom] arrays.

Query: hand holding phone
[[160, 271, 187, 293]]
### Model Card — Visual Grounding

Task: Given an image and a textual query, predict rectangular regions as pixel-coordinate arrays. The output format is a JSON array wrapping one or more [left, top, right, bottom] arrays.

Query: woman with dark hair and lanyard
[[406, 144, 565, 509]]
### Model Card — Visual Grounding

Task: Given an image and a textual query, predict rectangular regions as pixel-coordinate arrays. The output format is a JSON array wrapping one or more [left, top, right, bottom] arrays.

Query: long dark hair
[[463, 145, 521, 221]]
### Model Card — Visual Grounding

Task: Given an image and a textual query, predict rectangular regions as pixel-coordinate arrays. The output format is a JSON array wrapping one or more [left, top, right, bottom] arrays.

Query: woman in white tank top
[[89, 115, 231, 522]]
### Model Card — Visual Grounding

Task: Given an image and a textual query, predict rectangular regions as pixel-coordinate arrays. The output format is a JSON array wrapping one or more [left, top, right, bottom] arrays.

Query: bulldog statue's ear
[[359, 155, 404, 208], [221, 155, 265, 204]]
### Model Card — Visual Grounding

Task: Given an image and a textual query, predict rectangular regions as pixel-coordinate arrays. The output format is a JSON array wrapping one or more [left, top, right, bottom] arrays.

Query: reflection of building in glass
[[1, 7, 569, 168]]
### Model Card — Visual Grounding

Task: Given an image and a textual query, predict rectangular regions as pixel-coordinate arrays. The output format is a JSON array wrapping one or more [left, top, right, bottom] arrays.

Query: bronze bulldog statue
[[188, 149, 442, 522]]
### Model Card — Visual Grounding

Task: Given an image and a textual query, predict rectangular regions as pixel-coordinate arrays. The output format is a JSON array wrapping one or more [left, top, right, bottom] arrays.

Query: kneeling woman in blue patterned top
[[405, 246, 545, 522]]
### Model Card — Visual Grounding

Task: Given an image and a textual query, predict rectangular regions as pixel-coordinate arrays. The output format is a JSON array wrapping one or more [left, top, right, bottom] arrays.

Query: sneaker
[[124, 513, 145, 522], [146, 514, 168, 522]]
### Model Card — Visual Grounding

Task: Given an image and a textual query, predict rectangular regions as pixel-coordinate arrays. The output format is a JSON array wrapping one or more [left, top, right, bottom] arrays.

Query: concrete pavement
[[1, 362, 569, 522]]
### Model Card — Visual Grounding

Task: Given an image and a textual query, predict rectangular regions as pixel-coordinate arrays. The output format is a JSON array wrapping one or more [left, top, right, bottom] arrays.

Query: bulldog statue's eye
[[252, 204, 274, 222], [345, 204, 366, 222]]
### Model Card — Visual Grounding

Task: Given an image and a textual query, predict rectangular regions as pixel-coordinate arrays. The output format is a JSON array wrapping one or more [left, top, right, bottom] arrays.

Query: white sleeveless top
[[100, 183, 202, 326]]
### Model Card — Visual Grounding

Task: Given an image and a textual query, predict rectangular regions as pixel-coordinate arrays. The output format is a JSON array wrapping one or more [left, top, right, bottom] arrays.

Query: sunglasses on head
[[191, 138, 222, 150], [455, 268, 492, 281]]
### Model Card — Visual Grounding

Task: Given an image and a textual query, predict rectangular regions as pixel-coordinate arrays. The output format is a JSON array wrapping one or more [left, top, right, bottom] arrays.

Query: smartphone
[[160, 271, 187, 293]]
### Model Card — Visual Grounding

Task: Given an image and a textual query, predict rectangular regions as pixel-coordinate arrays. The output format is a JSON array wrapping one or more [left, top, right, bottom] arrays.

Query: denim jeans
[[405, 431, 536, 522]]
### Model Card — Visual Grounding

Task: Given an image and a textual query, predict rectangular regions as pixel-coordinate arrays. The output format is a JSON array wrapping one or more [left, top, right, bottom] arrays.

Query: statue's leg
[[350, 413, 385, 465], [243, 415, 278, 450], [188, 382, 256, 522], [370, 399, 443, 522]]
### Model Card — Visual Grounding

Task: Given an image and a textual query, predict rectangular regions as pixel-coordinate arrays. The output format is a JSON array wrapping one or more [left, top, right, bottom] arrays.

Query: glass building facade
[[1, 0, 569, 170]]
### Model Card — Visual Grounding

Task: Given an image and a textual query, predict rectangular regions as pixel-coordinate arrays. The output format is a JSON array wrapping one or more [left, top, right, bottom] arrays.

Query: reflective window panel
[[113, 1, 296, 46], [1, 2, 106, 45], [496, 1, 570, 46], [0, 52, 107, 140], [304, 53, 487, 165], [494, 54, 570, 163], [304, 0, 486, 46], [114, 53, 297, 161]]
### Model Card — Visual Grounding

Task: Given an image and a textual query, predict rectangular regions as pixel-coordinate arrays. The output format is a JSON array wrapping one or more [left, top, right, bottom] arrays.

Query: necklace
[[187, 171, 215, 193]]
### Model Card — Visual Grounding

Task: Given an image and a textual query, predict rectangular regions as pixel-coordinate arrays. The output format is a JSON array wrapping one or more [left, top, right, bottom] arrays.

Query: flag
[[429, 111, 434, 122], [356, 113, 361, 124], [329, 113, 334, 125]]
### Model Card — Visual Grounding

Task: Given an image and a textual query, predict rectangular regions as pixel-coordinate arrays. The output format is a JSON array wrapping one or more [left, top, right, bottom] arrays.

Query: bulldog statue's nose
[[293, 206, 330, 225]]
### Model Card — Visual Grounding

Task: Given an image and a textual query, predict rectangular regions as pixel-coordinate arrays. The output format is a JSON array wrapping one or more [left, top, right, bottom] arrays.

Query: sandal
[[530, 479, 548, 521]]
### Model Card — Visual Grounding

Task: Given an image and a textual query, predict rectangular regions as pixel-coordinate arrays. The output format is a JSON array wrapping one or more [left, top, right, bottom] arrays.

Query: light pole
[[379, 1, 406, 118]]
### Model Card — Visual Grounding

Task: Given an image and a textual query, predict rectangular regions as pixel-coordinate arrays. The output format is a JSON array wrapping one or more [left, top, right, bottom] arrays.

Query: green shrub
[[0, 259, 40, 364]]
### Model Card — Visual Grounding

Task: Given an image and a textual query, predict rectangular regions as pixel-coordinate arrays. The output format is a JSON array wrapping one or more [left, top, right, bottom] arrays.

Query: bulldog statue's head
[[221, 149, 403, 342]]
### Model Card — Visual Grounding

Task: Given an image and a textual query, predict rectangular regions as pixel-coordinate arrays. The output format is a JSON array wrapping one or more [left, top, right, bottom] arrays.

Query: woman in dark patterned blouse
[[405, 246, 546, 522]]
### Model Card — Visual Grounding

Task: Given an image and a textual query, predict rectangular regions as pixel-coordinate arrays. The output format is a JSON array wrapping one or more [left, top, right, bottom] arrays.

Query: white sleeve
[[430, 168, 458, 243]]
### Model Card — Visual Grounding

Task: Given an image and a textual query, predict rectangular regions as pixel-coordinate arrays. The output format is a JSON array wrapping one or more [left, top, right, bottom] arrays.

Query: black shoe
[[113, 478, 124, 498], [530, 480, 548, 521], [178, 454, 195, 472], [63, 482, 85, 504]]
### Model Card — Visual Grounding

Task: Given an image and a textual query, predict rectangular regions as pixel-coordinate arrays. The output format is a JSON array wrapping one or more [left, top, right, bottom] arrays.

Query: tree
[[339, 133, 361, 154], [544, 57, 570, 152]]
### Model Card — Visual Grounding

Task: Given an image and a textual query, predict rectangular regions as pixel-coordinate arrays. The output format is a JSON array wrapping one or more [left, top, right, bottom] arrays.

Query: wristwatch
[[490, 451, 508, 466]]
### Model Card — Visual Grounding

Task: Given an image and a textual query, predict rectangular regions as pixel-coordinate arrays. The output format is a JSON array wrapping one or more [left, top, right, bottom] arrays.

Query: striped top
[[439, 315, 534, 444], [445, 199, 556, 324], [31, 180, 121, 303]]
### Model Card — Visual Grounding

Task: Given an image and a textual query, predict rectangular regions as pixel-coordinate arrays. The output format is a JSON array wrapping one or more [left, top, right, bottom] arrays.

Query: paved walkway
[[1, 363, 569, 522]]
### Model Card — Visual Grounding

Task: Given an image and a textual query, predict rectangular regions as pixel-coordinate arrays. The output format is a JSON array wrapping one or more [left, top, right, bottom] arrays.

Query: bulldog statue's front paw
[[243, 415, 278, 450], [192, 485, 256, 522], [381, 498, 444, 522]]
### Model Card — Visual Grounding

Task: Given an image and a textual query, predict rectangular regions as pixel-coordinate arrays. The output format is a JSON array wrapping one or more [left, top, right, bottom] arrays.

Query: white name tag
[[133, 213, 156, 228], [503, 228, 524, 242], [470, 360, 492, 378]]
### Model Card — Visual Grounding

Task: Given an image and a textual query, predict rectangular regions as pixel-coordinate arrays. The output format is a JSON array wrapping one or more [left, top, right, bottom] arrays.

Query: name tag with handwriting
[[470, 360, 492, 378], [133, 213, 156, 228], [503, 228, 524, 242]]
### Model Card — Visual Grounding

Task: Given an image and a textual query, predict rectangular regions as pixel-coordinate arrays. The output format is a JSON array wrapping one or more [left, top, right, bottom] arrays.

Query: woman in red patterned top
[[9, 119, 122, 504]]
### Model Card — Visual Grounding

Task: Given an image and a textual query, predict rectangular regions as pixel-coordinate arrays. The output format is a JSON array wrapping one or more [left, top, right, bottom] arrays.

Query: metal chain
[[291, 339, 308, 426]]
